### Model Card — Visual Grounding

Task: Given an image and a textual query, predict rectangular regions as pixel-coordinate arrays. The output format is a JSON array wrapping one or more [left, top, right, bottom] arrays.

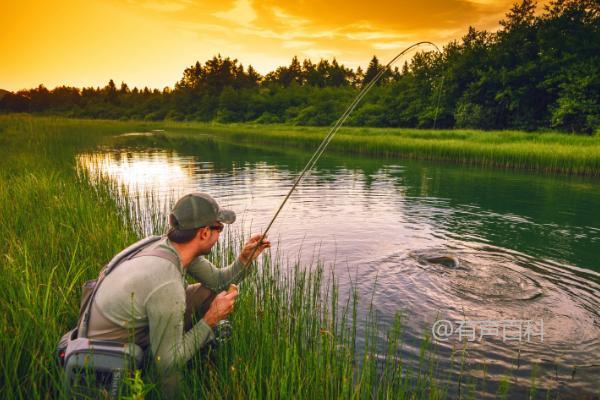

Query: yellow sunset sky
[[1, 0, 549, 91]]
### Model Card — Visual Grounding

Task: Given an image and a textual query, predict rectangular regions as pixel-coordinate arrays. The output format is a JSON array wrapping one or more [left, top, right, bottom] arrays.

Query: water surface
[[78, 132, 600, 398]]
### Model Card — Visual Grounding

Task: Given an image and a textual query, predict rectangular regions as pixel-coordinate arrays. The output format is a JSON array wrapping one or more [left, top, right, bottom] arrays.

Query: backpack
[[56, 235, 179, 398]]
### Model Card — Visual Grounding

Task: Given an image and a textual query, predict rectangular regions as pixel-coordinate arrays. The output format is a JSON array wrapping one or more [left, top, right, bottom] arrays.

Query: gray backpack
[[56, 235, 179, 398]]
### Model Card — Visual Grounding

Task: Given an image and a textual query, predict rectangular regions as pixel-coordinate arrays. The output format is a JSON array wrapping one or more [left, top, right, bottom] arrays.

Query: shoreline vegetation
[[158, 122, 600, 177], [0, 118, 554, 397], [12, 114, 599, 176]]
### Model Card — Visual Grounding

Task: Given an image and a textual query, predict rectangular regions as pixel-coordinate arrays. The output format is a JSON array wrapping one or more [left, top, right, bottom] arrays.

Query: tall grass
[[0, 115, 553, 398], [160, 122, 600, 176], [0, 115, 150, 398]]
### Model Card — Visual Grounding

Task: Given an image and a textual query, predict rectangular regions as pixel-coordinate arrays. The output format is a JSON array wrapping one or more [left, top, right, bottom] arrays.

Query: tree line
[[1, 0, 598, 133]]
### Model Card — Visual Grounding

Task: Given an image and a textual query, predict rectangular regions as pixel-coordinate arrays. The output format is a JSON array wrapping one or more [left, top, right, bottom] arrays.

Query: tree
[[0, 92, 29, 112], [264, 56, 303, 86], [539, 0, 600, 133], [302, 59, 321, 86], [246, 65, 262, 87], [176, 55, 253, 95], [327, 59, 352, 87], [363, 56, 382, 87], [353, 66, 364, 87], [104, 79, 119, 105], [119, 82, 130, 94], [316, 59, 331, 88], [551, 60, 600, 133], [28, 84, 51, 111], [494, 0, 546, 129]]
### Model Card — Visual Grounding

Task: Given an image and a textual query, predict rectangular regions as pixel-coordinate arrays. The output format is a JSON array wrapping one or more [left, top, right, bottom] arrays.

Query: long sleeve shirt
[[88, 236, 249, 375]]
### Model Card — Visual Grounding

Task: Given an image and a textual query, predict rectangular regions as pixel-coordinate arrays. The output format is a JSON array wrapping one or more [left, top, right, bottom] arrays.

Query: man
[[84, 192, 270, 394]]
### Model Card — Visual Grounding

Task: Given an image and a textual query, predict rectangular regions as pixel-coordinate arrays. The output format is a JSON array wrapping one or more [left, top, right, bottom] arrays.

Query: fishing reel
[[214, 319, 233, 344]]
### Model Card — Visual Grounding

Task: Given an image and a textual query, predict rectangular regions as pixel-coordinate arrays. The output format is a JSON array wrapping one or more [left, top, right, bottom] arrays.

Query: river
[[78, 131, 600, 398]]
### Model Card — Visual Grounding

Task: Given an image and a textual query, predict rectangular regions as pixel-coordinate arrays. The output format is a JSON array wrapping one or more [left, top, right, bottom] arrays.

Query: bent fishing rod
[[243, 41, 442, 267]]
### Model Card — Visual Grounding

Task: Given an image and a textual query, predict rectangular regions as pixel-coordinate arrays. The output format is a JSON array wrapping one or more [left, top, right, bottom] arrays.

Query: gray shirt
[[87, 236, 248, 374]]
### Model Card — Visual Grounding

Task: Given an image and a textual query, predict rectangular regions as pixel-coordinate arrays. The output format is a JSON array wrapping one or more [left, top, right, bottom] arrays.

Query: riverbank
[[155, 122, 600, 177], [0, 115, 555, 398], [5, 114, 600, 176]]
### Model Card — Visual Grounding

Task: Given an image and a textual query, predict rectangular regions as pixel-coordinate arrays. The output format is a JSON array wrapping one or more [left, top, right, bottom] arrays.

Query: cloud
[[373, 41, 415, 50], [163, 0, 540, 67], [131, 0, 552, 56], [301, 48, 338, 60], [141, 1, 190, 12], [345, 30, 407, 41], [282, 40, 314, 49], [270, 7, 311, 28], [213, 0, 257, 26], [253, 0, 484, 31]]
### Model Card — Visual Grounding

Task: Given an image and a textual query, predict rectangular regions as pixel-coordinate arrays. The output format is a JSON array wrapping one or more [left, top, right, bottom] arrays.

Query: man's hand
[[202, 290, 238, 328], [239, 234, 271, 265]]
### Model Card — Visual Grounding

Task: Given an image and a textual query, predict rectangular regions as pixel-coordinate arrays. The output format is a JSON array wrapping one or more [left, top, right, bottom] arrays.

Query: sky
[[1, 0, 549, 92]]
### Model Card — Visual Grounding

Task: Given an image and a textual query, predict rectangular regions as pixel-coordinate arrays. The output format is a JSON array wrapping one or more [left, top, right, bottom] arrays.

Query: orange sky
[[1, 0, 549, 91]]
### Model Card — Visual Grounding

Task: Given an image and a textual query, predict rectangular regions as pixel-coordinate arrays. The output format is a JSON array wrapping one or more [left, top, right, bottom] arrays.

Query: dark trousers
[[184, 283, 216, 331]]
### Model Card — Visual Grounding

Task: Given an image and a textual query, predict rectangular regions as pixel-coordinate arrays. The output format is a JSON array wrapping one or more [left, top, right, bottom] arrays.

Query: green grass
[[0, 114, 558, 398], [7, 114, 600, 176], [154, 122, 600, 176], [0, 115, 150, 398]]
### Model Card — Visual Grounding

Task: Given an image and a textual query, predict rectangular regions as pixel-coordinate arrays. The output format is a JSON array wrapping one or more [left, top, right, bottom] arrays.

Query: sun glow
[[1, 0, 550, 91]]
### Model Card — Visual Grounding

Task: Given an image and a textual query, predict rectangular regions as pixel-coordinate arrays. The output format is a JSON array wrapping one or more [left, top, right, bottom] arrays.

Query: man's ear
[[195, 227, 209, 241]]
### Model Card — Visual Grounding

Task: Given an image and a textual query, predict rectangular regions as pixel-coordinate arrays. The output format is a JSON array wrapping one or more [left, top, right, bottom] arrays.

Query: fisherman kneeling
[[81, 193, 269, 396]]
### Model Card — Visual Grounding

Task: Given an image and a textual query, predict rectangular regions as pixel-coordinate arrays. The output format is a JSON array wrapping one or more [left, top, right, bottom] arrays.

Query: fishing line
[[243, 41, 443, 266]]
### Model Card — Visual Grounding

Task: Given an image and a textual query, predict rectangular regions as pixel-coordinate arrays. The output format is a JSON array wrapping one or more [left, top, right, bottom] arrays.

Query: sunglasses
[[208, 224, 224, 233]]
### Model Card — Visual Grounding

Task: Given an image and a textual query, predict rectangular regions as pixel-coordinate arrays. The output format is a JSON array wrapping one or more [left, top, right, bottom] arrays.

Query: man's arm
[[186, 257, 248, 292], [146, 281, 215, 374], [145, 281, 237, 395], [187, 234, 270, 291]]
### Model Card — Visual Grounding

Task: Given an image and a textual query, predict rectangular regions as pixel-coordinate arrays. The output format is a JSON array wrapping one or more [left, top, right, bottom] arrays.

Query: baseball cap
[[170, 193, 236, 230]]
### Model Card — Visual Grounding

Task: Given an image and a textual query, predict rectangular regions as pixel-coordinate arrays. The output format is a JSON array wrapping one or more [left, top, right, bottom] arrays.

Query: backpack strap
[[78, 235, 178, 338], [130, 247, 180, 266]]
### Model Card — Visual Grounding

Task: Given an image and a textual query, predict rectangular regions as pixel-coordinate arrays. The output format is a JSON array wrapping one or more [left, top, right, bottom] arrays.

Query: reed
[[0, 115, 150, 398], [0, 115, 552, 398], [159, 122, 600, 176]]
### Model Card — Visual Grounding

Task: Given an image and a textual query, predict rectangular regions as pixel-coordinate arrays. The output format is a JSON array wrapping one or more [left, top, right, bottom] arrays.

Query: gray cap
[[170, 193, 236, 230]]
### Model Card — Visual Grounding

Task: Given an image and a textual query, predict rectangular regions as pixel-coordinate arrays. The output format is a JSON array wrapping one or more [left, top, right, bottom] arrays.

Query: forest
[[1, 0, 598, 133]]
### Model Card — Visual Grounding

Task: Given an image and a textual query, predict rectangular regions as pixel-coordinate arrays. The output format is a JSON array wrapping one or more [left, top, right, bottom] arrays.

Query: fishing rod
[[243, 41, 442, 267]]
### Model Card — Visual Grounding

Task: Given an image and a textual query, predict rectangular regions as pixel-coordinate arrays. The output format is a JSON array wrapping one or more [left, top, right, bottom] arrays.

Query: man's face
[[198, 222, 224, 255]]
